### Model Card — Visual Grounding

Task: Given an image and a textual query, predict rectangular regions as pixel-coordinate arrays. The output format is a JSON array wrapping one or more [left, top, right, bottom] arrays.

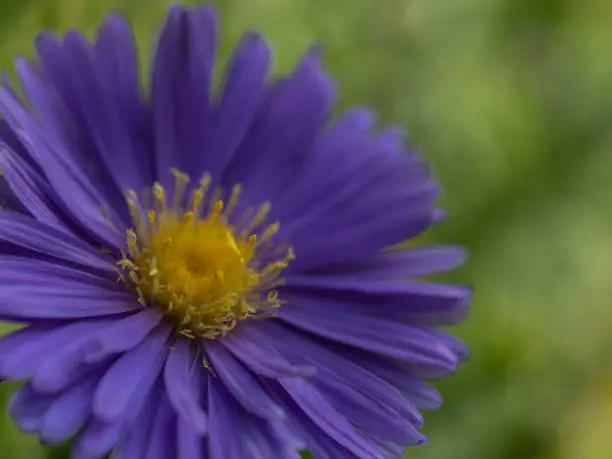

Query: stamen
[[116, 171, 294, 340], [224, 184, 242, 219], [171, 169, 190, 212], [242, 202, 271, 236], [259, 222, 280, 245], [152, 183, 166, 214]]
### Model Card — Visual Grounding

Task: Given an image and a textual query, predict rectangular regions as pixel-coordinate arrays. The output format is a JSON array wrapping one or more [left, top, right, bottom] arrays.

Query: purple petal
[[0, 73, 25, 107], [31, 29, 138, 226], [241, 412, 301, 459], [425, 328, 469, 362], [71, 418, 122, 459], [0, 320, 110, 381], [0, 257, 140, 319], [271, 107, 374, 217], [369, 434, 412, 459], [271, 396, 361, 459], [16, 54, 129, 225], [0, 211, 114, 273], [207, 380, 303, 458], [45, 30, 145, 195], [220, 324, 316, 379], [9, 383, 54, 433], [278, 125, 414, 223], [270, 121, 438, 270], [146, 393, 176, 459], [151, 5, 217, 187], [83, 309, 163, 362], [315, 246, 467, 279], [245, 320, 421, 425], [0, 69, 123, 249], [0, 173, 24, 212], [278, 303, 459, 369], [31, 333, 104, 394], [301, 433, 361, 459], [94, 13, 153, 189], [198, 32, 270, 182], [286, 181, 438, 271], [0, 324, 52, 380], [39, 371, 101, 444], [269, 417, 307, 452], [114, 383, 161, 459], [163, 339, 207, 434], [208, 373, 247, 459], [281, 279, 471, 326], [280, 378, 381, 459], [177, 417, 206, 459], [313, 378, 424, 445], [0, 122, 65, 228], [92, 324, 170, 422], [224, 47, 335, 206], [343, 353, 443, 410], [205, 339, 285, 419]]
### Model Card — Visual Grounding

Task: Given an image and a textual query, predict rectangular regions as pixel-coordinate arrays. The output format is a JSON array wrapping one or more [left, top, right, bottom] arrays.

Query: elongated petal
[[270, 120, 439, 270], [341, 352, 443, 410], [279, 305, 459, 369], [9, 384, 54, 433], [208, 374, 247, 459], [286, 180, 438, 270], [0, 79, 123, 248], [0, 211, 114, 273], [164, 339, 207, 434], [72, 418, 122, 459], [31, 335, 104, 393], [224, 47, 335, 205], [0, 258, 140, 319], [313, 378, 424, 445], [219, 324, 316, 379], [0, 172, 24, 212], [33, 24, 147, 224], [146, 393, 176, 459], [244, 320, 422, 424], [177, 417, 206, 459], [48, 31, 145, 195], [315, 246, 467, 279], [281, 279, 470, 326], [271, 393, 361, 459], [0, 121, 65, 227], [152, 4, 217, 187], [92, 325, 170, 422], [271, 107, 374, 216], [280, 378, 381, 459], [198, 32, 270, 182], [205, 339, 284, 419], [39, 371, 101, 444], [83, 309, 163, 362], [113, 383, 160, 459], [94, 14, 153, 189], [0, 320, 109, 381]]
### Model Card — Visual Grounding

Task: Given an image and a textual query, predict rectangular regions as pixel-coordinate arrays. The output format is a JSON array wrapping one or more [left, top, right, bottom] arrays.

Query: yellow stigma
[[117, 170, 294, 340]]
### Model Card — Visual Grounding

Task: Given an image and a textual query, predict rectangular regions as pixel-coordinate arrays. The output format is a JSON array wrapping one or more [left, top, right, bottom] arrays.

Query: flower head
[[0, 4, 471, 458]]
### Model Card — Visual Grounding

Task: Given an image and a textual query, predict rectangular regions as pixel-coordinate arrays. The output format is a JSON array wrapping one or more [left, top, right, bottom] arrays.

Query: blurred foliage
[[1, 0, 612, 458]]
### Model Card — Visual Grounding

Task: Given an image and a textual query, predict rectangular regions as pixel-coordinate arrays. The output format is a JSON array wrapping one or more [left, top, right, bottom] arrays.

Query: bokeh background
[[1, 0, 612, 458]]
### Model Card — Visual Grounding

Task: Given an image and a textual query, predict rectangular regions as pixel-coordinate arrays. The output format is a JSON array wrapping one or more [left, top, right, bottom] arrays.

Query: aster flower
[[0, 4, 470, 459]]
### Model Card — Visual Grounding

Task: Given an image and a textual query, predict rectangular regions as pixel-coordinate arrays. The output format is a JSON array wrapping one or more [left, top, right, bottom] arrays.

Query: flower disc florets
[[117, 170, 294, 339]]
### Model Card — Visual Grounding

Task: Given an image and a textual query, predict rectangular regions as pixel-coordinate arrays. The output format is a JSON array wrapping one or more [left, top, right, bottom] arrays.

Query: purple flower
[[0, 4, 471, 459]]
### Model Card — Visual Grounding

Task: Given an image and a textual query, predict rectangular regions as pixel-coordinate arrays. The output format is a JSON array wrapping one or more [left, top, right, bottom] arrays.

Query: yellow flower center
[[117, 170, 294, 340]]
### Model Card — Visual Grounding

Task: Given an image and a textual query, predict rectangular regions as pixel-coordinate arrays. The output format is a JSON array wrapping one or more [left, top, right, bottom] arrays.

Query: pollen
[[117, 170, 295, 340]]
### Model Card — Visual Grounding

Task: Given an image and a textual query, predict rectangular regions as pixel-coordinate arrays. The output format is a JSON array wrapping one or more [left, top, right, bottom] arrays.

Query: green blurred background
[[2, 0, 612, 458]]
